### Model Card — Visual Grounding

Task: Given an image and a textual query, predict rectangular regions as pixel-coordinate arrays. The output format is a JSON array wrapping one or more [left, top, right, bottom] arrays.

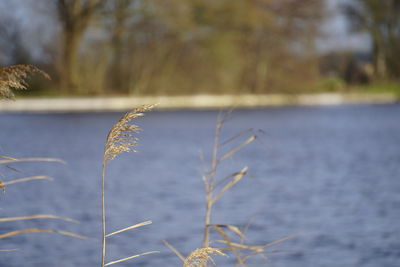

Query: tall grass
[[199, 112, 295, 266], [101, 104, 158, 266], [0, 65, 82, 252], [1, 64, 293, 266], [163, 111, 295, 266]]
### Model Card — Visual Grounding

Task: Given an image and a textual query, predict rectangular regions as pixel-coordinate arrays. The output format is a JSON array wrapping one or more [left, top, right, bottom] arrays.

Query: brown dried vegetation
[[0, 67, 82, 253], [101, 104, 157, 267], [183, 248, 226, 267], [0, 64, 50, 100]]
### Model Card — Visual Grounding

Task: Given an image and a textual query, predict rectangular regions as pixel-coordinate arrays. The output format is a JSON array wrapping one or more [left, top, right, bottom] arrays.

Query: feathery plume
[[183, 248, 226, 267], [103, 104, 155, 162], [0, 64, 50, 100]]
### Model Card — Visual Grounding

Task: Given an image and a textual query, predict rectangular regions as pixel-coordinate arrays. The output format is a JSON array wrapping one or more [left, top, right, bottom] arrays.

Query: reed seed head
[[104, 104, 155, 162], [183, 248, 226, 267], [0, 64, 50, 100]]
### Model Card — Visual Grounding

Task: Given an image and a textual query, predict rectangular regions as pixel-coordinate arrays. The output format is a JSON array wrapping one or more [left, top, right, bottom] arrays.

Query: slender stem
[[202, 113, 223, 248], [101, 161, 107, 267], [210, 116, 222, 188], [202, 200, 212, 248]]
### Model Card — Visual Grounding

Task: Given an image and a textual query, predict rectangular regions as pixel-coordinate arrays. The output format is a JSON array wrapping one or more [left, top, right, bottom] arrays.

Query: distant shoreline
[[0, 93, 398, 112]]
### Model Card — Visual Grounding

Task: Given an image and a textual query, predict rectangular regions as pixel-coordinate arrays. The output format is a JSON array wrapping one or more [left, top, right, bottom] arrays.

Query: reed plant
[[0, 65, 84, 253], [100, 104, 158, 266], [164, 111, 294, 267], [1, 64, 293, 266]]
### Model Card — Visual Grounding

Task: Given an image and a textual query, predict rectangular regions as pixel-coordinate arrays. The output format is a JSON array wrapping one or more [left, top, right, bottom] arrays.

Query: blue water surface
[[0, 104, 399, 267]]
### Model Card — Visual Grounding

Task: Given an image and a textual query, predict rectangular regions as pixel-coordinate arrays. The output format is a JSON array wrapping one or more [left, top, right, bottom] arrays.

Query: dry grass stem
[[163, 240, 186, 262], [0, 155, 17, 160], [211, 166, 248, 204], [210, 224, 245, 240], [219, 128, 254, 147], [0, 228, 88, 239], [216, 234, 298, 263], [200, 111, 293, 266], [219, 136, 256, 162], [101, 104, 155, 267], [183, 247, 226, 267], [2, 176, 53, 187], [212, 225, 245, 266], [215, 170, 247, 188], [0, 214, 78, 223], [104, 251, 159, 266], [105, 220, 152, 237], [0, 249, 19, 252], [0, 158, 65, 165], [0, 64, 50, 100]]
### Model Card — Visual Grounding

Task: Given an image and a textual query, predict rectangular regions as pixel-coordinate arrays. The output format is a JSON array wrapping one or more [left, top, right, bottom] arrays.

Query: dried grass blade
[[216, 234, 298, 251], [0, 228, 88, 239], [215, 170, 245, 188], [0, 249, 19, 252], [211, 167, 248, 204], [163, 240, 185, 262], [219, 128, 253, 147], [0, 155, 17, 160], [242, 250, 268, 262], [3, 176, 53, 186], [55, 230, 89, 239], [259, 234, 298, 249], [0, 158, 65, 165], [216, 240, 264, 251], [211, 225, 245, 266], [0, 214, 78, 223], [219, 136, 256, 162], [104, 251, 159, 266], [106, 220, 152, 237], [212, 224, 245, 240]]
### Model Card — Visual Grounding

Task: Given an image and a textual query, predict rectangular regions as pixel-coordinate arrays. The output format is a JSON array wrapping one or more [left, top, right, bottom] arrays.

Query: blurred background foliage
[[0, 0, 399, 96]]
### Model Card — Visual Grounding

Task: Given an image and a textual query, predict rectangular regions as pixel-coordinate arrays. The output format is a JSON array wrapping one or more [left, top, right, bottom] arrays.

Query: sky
[[318, 0, 370, 52]]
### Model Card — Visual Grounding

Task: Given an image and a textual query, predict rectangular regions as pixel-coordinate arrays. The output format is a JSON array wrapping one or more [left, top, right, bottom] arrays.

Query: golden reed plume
[[183, 248, 225, 267], [104, 104, 156, 162], [101, 104, 156, 267], [0, 64, 50, 100]]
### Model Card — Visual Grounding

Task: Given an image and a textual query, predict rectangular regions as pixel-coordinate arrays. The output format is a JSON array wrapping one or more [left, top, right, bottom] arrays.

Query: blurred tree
[[22, 0, 325, 95], [343, 0, 400, 79], [115, 0, 324, 94], [56, 0, 105, 93], [102, 0, 138, 93]]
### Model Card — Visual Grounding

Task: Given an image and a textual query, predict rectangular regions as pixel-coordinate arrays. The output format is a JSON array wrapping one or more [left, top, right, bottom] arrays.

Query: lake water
[[0, 104, 399, 267]]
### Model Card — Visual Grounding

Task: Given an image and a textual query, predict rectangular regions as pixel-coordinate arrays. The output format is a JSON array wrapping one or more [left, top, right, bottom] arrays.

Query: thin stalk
[[210, 115, 222, 187], [202, 113, 222, 248], [101, 161, 107, 267], [100, 105, 154, 266], [202, 201, 212, 248]]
